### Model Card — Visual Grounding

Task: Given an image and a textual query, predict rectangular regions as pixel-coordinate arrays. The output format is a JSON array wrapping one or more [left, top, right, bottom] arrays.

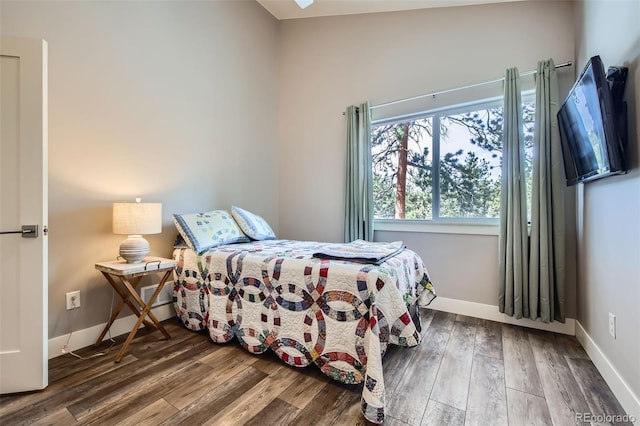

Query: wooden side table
[[95, 257, 177, 362]]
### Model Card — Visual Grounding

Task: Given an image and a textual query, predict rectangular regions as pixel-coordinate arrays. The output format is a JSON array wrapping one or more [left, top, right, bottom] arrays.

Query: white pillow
[[173, 210, 250, 253], [231, 206, 276, 241]]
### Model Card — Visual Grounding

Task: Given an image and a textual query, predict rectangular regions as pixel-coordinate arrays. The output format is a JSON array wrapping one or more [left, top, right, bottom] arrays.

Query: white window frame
[[371, 92, 535, 236]]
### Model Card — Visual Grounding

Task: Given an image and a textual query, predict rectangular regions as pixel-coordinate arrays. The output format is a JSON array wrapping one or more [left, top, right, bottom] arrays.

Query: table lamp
[[112, 198, 162, 263]]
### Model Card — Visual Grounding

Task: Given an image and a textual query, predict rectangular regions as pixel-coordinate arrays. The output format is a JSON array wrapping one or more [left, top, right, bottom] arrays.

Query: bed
[[170, 208, 436, 424]]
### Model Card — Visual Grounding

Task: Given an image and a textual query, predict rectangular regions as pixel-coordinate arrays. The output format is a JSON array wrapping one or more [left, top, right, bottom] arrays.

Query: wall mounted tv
[[557, 55, 628, 186]]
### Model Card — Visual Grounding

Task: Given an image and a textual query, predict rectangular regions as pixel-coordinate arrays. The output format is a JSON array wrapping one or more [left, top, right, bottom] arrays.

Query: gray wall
[[574, 0, 640, 408], [277, 1, 578, 317], [1, 0, 281, 338]]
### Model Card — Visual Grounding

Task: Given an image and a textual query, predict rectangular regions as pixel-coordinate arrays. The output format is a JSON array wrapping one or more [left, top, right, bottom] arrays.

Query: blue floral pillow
[[231, 206, 276, 241], [173, 210, 250, 253]]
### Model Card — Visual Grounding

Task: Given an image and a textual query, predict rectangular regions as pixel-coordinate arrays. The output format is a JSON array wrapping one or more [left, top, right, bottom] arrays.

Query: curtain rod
[[370, 61, 572, 111]]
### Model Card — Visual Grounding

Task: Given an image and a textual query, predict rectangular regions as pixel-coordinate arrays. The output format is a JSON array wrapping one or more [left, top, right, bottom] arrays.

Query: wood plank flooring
[[0, 311, 632, 425]]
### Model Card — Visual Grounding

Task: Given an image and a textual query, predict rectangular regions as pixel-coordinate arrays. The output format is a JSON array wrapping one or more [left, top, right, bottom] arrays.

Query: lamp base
[[119, 235, 150, 263]]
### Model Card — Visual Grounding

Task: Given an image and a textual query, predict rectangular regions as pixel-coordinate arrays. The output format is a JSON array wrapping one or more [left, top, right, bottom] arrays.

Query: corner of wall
[[575, 321, 640, 421]]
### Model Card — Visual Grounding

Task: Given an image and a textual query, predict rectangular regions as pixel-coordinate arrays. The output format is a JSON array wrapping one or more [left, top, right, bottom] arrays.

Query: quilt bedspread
[[172, 239, 435, 423]]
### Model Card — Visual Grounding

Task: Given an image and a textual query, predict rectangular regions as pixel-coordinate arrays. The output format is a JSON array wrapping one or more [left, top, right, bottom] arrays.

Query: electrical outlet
[[66, 291, 80, 310], [608, 312, 616, 338]]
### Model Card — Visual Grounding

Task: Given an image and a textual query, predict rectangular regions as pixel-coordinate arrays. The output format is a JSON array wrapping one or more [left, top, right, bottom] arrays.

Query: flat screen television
[[557, 55, 628, 186]]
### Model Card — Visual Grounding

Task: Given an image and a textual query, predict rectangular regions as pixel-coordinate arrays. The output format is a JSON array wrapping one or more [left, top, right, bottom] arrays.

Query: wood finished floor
[[0, 310, 631, 426]]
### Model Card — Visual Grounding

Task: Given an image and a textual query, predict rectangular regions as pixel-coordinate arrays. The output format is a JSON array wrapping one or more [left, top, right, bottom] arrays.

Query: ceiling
[[256, 0, 526, 20]]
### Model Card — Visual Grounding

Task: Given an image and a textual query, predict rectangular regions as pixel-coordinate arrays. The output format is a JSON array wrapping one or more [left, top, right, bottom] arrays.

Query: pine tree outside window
[[371, 95, 535, 224]]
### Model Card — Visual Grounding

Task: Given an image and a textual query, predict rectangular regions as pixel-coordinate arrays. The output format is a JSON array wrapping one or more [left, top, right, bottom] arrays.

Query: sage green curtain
[[498, 68, 529, 319], [530, 59, 566, 323], [344, 102, 373, 242]]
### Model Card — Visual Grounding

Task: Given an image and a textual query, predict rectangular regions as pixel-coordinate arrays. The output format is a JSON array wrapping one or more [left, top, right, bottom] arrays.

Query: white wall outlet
[[608, 312, 616, 338], [66, 290, 80, 310]]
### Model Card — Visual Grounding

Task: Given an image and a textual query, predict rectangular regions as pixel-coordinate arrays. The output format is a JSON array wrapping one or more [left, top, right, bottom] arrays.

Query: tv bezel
[[557, 55, 626, 186]]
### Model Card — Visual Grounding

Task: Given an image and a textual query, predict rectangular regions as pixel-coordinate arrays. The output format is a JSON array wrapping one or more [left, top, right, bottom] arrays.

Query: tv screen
[[557, 55, 627, 186]]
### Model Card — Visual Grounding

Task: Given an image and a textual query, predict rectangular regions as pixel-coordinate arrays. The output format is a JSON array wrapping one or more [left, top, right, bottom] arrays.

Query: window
[[371, 95, 534, 225]]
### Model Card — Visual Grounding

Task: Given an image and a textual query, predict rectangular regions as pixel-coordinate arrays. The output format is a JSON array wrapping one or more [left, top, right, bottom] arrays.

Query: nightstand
[[94, 257, 177, 362]]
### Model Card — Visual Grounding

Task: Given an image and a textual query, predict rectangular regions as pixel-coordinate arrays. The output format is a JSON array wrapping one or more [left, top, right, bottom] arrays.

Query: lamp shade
[[113, 202, 162, 235]]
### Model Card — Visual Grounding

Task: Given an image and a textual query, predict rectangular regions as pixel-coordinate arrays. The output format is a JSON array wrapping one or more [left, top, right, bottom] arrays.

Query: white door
[[0, 36, 48, 393]]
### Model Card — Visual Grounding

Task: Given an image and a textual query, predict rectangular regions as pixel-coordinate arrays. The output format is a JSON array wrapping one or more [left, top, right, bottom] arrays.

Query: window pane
[[371, 119, 433, 219], [523, 100, 535, 223], [371, 95, 535, 223], [439, 108, 503, 219]]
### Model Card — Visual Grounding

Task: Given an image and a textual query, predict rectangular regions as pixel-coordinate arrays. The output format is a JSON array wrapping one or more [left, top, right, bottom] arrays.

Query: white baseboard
[[48, 304, 176, 360], [427, 296, 576, 335], [575, 321, 640, 422]]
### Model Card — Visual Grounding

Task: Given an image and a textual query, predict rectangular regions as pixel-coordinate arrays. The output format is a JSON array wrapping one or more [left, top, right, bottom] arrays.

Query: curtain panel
[[499, 61, 566, 323], [530, 59, 566, 322], [344, 103, 374, 242], [498, 68, 530, 319]]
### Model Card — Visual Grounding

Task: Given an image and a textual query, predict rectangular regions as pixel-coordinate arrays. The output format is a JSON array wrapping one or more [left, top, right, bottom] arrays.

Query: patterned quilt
[[172, 239, 436, 423]]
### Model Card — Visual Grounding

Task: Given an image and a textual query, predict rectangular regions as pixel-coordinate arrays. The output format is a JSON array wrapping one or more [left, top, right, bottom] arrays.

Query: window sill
[[374, 219, 499, 236]]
